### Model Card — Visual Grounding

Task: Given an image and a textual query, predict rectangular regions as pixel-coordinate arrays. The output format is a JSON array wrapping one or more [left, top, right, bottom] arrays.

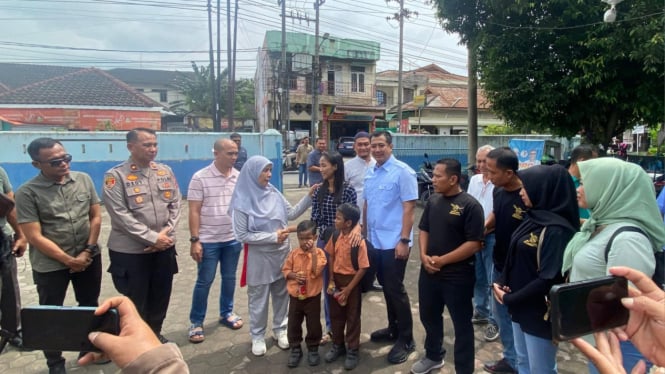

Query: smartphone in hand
[[21, 306, 120, 352], [549, 275, 628, 342]]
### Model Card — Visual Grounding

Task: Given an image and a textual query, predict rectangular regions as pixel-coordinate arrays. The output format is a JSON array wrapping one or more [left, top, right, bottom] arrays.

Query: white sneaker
[[274, 330, 289, 350], [252, 337, 267, 356], [411, 357, 444, 374]]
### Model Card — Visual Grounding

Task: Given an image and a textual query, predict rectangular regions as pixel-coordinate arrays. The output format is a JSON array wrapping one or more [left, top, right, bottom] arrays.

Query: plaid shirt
[[311, 183, 357, 235]]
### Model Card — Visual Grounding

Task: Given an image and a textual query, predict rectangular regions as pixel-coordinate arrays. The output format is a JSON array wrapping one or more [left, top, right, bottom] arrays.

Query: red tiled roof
[[394, 86, 491, 111], [377, 64, 467, 83], [0, 68, 164, 108]]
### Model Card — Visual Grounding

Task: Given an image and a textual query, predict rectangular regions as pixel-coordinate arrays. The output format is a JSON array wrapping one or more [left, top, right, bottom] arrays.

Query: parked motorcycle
[[282, 149, 297, 171], [417, 153, 434, 204]]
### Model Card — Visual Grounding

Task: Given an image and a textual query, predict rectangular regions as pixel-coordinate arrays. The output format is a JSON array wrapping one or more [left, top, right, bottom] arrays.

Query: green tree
[[172, 62, 256, 121], [433, 0, 664, 146], [172, 62, 214, 115], [483, 123, 518, 135]]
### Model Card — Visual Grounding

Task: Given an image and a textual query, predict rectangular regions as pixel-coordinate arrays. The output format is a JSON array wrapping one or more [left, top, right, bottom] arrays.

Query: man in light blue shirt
[[362, 130, 418, 365]]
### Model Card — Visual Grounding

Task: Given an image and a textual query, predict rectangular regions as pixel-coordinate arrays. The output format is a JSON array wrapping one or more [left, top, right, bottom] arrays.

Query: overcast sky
[[0, 0, 468, 78]]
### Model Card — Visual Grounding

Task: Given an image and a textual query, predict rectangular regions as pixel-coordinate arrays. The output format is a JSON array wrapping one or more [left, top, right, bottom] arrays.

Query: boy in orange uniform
[[282, 220, 327, 368], [324, 203, 370, 370]]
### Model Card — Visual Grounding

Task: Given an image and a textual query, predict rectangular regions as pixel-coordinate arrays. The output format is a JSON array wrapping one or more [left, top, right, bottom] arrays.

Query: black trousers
[[375, 248, 413, 341], [108, 247, 178, 335], [33, 254, 102, 368], [418, 269, 475, 374], [360, 242, 379, 293], [287, 293, 322, 349], [0, 237, 21, 337]]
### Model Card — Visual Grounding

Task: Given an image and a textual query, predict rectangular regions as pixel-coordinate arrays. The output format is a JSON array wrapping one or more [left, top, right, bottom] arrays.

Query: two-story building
[[255, 31, 383, 145], [376, 64, 504, 134], [107, 68, 190, 112]]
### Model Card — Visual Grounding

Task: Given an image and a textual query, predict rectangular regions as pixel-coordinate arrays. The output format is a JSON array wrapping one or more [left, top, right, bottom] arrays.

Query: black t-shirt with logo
[[492, 187, 527, 272], [418, 191, 484, 279]]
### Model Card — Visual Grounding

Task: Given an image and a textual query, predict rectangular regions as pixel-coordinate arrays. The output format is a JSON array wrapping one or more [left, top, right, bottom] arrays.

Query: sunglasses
[[39, 154, 73, 167]]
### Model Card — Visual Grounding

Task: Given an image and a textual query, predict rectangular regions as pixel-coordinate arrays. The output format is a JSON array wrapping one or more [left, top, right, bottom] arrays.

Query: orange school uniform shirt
[[282, 247, 327, 298], [324, 231, 370, 275]]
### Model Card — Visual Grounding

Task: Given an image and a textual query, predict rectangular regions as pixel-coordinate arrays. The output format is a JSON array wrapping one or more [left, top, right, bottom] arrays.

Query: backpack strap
[[332, 230, 361, 272], [351, 243, 360, 271], [603, 226, 665, 290], [603, 226, 647, 262], [536, 227, 547, 271]]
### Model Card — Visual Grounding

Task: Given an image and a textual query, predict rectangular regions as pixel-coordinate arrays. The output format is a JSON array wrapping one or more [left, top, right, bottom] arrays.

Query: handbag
[[0, 192, 15, 217]]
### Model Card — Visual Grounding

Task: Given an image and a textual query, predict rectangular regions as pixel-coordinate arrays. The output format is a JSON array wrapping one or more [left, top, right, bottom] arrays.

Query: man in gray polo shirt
[[16, 138, 102, 374]]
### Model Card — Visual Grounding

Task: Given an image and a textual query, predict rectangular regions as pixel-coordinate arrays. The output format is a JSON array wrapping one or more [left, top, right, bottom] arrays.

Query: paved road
[[0, 172, 590, 373]]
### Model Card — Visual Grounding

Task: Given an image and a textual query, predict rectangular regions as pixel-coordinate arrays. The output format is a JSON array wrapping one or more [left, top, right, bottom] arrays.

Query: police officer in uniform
[[103, 128, 181, 343]]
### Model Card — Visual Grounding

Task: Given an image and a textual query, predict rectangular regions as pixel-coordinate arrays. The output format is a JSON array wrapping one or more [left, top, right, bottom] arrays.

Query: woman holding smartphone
[[562, 157, 665, 373], [493, 164, 580, 374]]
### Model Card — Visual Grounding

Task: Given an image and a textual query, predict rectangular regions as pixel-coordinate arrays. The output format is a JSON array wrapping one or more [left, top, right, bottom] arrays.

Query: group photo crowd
[[0, 128, 663, 374]]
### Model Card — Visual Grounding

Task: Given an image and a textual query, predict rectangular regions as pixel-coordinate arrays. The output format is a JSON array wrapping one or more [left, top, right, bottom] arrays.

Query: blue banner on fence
[[509, 139, 545, 169]]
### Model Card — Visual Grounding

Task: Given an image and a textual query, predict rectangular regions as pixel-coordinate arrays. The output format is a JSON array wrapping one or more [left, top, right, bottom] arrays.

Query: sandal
[[188, 325, 205, 344], [219, 313, 244, 330]]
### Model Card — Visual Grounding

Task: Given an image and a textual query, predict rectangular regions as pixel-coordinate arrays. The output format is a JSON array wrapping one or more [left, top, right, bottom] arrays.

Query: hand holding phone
[[608, 266, 665, 368], [549, 275, 628, 342], [21, 306, 120, 352], [78, 296, 162, 368]]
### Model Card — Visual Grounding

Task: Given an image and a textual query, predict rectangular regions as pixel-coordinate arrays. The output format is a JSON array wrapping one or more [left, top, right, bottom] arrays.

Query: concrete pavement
[[0, 172, 590, 373]]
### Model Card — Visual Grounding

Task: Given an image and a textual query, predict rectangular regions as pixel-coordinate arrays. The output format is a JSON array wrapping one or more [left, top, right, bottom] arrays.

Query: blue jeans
[[512, 322, 557, 374], [189, 240, 242, 325], [492, 269, 517, 368], [473, 233, 495, 323], [298, 163, 308, 186]]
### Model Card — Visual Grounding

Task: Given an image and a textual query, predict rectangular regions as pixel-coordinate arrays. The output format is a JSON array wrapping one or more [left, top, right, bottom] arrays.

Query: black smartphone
[[21, 306, 120, 352], [549, 275, 628, 342]]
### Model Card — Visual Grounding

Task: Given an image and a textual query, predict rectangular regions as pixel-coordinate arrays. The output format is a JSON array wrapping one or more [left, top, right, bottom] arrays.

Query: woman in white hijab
[[230, 155, 314, 357]]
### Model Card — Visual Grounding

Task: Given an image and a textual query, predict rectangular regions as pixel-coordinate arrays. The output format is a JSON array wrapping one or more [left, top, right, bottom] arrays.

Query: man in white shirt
[[466, 145, 499, 343], [344, 132, 380, 292]]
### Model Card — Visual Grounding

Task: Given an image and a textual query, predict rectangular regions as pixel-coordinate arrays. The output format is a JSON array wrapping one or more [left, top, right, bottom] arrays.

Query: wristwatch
[[399, 237, 411, 244], [189, 236, 200, 243], [84, 244, 100, 255]]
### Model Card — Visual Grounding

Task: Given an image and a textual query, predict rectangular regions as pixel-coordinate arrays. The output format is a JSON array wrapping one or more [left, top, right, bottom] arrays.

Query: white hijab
[[229, 155, 287, 226]]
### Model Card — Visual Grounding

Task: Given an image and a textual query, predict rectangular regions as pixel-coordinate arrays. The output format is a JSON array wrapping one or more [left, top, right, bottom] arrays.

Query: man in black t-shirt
[[482, 147, 524, 374], [411, 159, 484, 374]]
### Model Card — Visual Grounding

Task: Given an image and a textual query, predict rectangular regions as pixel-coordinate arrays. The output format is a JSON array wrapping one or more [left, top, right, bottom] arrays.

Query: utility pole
[[279, 0, 287, 133], [311, 0, 325, 139], [467, 45, 478, 166], [207, 0, 219, 131], [216, 0, 222, 131], [397, 0, 404, 131], [230, 0, 238, 131], [226, 0, 233, 132], [387, 1, 416, 133]]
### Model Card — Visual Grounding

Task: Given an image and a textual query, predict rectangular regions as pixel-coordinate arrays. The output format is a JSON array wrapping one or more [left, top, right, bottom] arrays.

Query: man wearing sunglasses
[[103, 127, 181, 344], [15, 138, 102, 374]]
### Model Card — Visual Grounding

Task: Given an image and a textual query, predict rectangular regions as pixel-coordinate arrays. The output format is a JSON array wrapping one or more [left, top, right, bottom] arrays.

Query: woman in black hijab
[[493, 165, 580, 374]]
